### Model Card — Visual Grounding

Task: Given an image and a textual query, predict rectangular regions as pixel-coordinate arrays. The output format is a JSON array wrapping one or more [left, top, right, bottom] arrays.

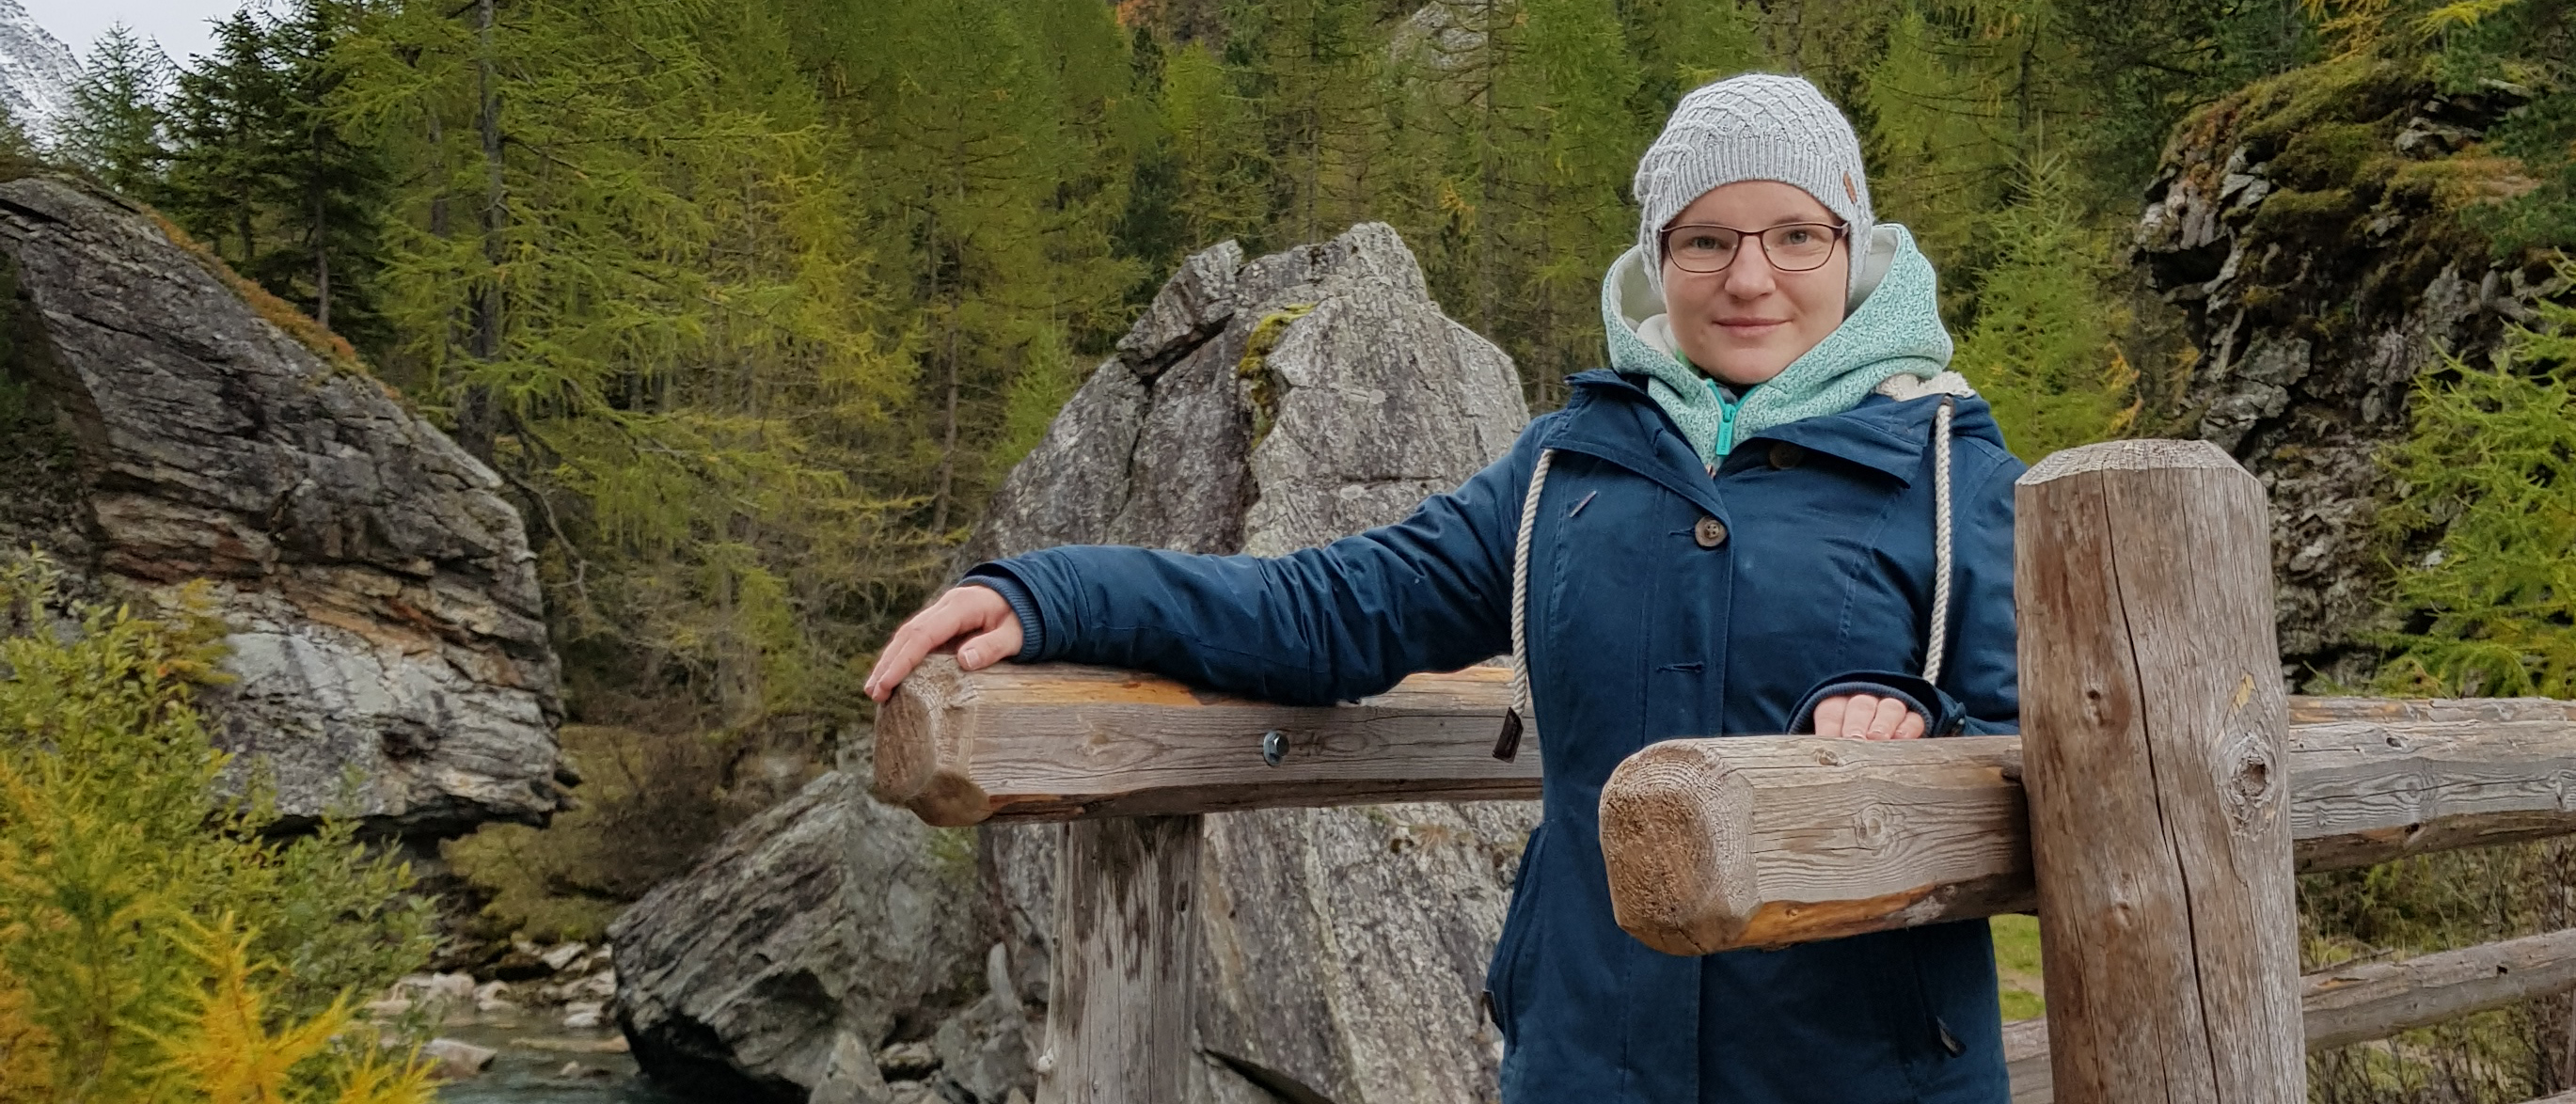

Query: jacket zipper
[[1708, 379, 1742, 460]]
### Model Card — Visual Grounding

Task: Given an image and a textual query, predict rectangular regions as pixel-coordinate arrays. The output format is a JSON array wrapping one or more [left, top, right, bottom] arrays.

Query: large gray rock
[[2134, 75, 2552, 686], [974, 222, 1537, 1103], [610, 770, 987, 1103], [613, 223, 1535, 1104], [0, 176, 564, 835]]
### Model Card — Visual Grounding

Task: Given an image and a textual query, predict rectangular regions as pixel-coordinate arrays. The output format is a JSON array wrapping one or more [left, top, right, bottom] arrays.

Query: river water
[[429, 1020, 697, 1104]]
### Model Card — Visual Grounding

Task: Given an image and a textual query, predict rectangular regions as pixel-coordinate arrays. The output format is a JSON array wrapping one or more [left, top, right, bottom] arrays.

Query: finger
[[1893, 710, 1927, 740], [957, 621, 1021, 670], [866, 599, 973, 701], [1840, 695, 1880, 739], [1811, 696, 1845, 737], [1864, 696, 1907, 740]]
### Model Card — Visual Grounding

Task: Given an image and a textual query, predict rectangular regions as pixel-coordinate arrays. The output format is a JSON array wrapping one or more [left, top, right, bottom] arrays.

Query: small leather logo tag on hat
[[1843, 172, 1857, 203]]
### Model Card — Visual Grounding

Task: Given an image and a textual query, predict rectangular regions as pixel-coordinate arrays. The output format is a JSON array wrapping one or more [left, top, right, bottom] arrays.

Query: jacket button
[[1694, 516, 1729, 548], [1769, 442, 1805, 469]]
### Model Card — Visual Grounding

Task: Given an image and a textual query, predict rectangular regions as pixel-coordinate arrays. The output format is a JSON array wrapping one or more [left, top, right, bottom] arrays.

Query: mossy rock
[[2232, 54, 2424, 156], [2272, 122, 2388, 192], [2252, 186, 2368, 242]]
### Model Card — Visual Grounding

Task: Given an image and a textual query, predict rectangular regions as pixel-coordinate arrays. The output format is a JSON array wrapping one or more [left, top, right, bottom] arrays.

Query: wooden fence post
[[2015, 440, 2303, 1103], [1032, 814, 1200, 1104]]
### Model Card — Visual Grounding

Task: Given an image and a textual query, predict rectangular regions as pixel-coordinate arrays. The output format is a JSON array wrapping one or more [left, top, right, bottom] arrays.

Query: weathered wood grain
[[2303, 926, 2576, 1049], [1601, 735, 2031, 954], [874, 652, 2576, 847], [872, 655, 1537, 826], [2002, 926, 2576, 1101], [2015, 440, 2304, 1104], [1033, 815, 1201, 1104], [1598, 718, 2576, 954], [2004, 1017, 2053, 1104]]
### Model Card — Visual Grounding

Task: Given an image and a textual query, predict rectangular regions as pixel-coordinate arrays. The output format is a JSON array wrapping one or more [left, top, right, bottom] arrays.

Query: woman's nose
[[1722, 248, 1779, 297]]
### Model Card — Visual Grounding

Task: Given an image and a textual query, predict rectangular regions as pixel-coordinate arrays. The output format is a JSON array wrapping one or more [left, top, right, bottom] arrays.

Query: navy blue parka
[[968, 367, 2027, 1103]]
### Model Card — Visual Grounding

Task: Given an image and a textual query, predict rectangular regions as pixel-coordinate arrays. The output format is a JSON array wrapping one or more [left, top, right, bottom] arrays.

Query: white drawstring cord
[[1922, 395, 1956, 686], [1498, 448, 1556, 758]]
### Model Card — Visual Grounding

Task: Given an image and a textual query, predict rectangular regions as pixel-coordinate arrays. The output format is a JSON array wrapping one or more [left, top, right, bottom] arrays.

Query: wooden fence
[[874, 439, 2576, 1104]]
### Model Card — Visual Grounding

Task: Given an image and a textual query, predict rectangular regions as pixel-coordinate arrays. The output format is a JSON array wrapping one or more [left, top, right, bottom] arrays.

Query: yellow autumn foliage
[[154, 919, 431, 1104], [0, 552, 437, 1103]]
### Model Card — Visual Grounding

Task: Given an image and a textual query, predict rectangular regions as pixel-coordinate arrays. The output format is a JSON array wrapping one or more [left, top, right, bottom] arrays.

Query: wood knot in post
[[2218, 731, 2282, 832]]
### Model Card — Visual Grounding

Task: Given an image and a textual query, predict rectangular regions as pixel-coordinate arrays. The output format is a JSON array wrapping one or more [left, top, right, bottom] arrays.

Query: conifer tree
[[55, 26, 172, 197], [164, 11, 287, 272], [261, 0, 387, 339], [1950, 155, 2137, 458]]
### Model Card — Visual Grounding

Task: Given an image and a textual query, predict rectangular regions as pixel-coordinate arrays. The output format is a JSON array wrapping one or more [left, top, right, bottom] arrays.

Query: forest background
[[11, 0, 2576, 1099]]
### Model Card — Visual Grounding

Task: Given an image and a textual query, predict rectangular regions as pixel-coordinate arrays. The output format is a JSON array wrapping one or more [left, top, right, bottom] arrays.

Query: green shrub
[[2375, 291, 2576, 698], [0, 551, 435, 1102]]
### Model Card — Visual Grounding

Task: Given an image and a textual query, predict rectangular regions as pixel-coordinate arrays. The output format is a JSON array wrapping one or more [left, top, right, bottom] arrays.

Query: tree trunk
[[457, 0, 505, 463]]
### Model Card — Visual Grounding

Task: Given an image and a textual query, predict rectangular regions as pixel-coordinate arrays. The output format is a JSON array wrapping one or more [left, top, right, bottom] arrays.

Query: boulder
[[2134, 71, 2552, 686], [422, 1038, 498, 1080], [610, 769, 987, 1103], [0, 176, 564, 835], [972, 221, 1536, 1103]]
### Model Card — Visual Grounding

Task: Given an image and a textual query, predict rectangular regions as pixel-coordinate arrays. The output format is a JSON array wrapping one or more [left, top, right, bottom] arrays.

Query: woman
[[866, 73, 2022, 1104]]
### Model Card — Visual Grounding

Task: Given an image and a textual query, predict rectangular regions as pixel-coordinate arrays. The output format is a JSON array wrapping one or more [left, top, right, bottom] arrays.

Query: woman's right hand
[[863, 584, 1024, 702]]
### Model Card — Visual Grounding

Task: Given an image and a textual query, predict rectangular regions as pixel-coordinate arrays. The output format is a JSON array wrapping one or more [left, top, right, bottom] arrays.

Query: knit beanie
[[1634, 73, 1874, 303]]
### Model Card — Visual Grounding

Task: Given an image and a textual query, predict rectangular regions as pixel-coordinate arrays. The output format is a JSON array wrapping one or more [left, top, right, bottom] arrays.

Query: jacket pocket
[[1484, 822, 1549, 1044]]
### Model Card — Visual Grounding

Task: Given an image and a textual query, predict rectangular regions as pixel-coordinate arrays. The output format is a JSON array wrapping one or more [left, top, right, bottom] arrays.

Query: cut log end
[[1600, 741, 1760, 955], [2015, 437, 2242, 485], [869, 655, 994, 826]]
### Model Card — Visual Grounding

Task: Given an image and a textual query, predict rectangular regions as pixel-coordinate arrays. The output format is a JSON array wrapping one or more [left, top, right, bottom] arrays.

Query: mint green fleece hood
[[1603, 222, 1954, 463]]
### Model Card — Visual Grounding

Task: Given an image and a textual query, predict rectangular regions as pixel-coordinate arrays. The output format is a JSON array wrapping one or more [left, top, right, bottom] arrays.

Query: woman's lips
[[1715, 318, 1789, 336]]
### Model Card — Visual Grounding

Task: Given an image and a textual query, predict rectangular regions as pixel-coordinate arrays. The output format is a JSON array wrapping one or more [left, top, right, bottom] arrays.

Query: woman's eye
[[1780, 228, 1814, 246], [1683, 234, 1728, 251]]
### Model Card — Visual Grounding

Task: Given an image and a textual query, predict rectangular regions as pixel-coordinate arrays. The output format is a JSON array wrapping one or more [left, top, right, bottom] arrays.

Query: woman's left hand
[[1812, 693, 1926, 740]]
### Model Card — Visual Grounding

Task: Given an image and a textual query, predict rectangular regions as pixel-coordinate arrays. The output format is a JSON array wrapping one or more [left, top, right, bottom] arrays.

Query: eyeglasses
[[1660, 222, 1849, 274]]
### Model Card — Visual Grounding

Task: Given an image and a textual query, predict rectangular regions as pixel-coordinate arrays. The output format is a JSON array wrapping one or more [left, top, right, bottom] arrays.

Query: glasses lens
[[1667, 228, 1740, 272], [1763, 225, 1838, 271]]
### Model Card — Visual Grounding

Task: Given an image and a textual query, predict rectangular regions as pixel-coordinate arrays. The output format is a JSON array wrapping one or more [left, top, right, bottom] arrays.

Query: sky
[[20, 0, 256, 67]]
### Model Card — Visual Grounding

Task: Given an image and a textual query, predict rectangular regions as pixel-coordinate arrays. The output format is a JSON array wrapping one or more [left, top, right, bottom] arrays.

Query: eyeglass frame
[[1658, 221, 1850, 275]]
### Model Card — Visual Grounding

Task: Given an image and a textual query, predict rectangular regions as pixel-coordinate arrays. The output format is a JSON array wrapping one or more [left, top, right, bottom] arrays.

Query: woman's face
[[1659, 181, 1851, 387]]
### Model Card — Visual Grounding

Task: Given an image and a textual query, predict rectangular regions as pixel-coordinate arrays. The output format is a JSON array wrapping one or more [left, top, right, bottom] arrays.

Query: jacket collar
[[1549, 369, 2003, 489]]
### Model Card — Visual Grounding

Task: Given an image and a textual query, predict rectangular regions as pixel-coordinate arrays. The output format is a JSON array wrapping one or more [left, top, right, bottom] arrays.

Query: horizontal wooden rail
[[873, 657, 2576, 846], [1603, 703, 2576, 954], [2005, 926, 2576, 1102], [871, 656, 1536, 826]]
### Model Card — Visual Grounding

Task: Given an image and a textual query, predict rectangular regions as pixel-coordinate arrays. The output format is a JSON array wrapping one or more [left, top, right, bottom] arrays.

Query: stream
[[429, 1019, 696, 1104]]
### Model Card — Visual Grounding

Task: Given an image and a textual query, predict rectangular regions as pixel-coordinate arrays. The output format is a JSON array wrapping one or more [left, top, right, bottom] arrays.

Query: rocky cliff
[[0, 176, 567, 837], [610, 222, 1536, 1104], [2134, 55, 2556, 686]]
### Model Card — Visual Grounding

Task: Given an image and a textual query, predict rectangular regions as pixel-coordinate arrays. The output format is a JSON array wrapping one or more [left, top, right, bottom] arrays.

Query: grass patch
[[146, 210, 365, 373], [1992, 912, 2046, 1020]]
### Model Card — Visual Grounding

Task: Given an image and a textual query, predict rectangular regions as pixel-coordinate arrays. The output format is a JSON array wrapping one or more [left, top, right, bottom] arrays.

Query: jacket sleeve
[[1788, 446, 2025, 736], [961, 420, 1549, 706]]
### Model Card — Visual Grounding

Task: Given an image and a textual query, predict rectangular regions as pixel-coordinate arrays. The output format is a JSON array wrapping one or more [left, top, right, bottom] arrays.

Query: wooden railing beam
[[1599, 717, 2576, 954], [2004, 926, 2576, 1102], [872, 657, 1533, 826]]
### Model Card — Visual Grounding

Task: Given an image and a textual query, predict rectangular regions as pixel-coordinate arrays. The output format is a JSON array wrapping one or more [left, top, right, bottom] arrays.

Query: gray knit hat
[[1635, 73, 1874, 302]]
